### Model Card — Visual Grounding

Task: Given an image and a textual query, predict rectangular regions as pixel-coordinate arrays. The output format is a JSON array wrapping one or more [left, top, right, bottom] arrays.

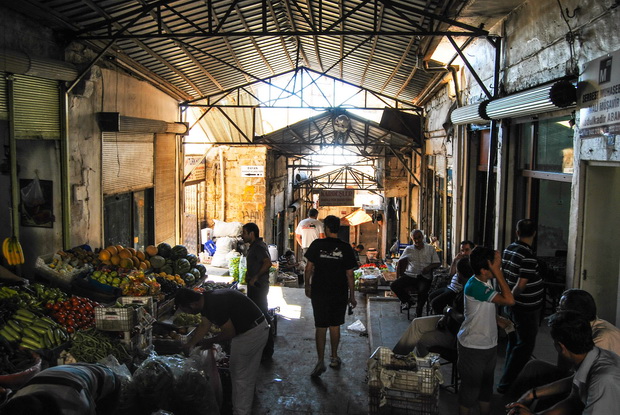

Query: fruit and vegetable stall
[[0, 242, 234, 415]]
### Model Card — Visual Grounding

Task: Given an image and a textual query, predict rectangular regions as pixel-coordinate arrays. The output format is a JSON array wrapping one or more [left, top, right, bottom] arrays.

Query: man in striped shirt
[[497, 219, 543, 394]]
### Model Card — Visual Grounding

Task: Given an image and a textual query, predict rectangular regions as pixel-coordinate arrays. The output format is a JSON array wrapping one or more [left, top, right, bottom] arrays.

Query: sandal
[[329, 356, 342, 368]]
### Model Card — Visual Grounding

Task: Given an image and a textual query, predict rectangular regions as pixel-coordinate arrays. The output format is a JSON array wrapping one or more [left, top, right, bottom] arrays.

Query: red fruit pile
[[46, 296, 100, 333]]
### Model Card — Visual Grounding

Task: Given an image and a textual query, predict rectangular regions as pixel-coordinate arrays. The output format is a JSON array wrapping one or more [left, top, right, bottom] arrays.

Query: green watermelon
[[174, 258, 191, 275], [195, 264, 207, 278], [186, 253, 198, 267], [183, 273, 196, 285], [161, 265, 173, 275], [150, 255, 166, 269], [157, 243, 172, 258], [190, 268, 201, 281], [171, 245, 188, 259]]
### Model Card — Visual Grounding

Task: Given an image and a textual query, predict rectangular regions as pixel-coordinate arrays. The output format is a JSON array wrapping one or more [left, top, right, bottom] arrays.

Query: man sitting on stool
[[390, 230, 440, 317]]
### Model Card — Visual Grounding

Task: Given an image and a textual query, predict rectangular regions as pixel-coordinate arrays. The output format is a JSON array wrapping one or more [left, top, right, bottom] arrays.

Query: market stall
[[0, 242, 235, 414]]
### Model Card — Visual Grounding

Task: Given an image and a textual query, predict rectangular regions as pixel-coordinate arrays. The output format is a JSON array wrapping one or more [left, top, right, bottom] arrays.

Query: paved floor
[[252, 286, 557, 414]]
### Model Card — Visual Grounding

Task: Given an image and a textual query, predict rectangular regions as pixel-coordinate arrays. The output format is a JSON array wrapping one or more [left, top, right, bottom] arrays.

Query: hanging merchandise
[[2, 236, 25, 266]]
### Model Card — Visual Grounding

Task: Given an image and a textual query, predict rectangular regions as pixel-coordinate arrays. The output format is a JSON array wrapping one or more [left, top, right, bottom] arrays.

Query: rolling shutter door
[[102, 132, 154, 195], [154, 133, 177, 245], [13, 74, 60, 140], [0, 72, 7, 120]]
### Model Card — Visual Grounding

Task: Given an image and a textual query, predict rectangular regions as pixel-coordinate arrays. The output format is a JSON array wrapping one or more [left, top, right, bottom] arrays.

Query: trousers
[[392, 315, 454, 356], [390, 275, 432, 316], [230, 320, 269, 415]]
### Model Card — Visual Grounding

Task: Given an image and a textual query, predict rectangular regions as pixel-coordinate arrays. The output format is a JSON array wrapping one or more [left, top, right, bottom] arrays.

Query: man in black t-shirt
[[175, 288, 268, 415], [304, 215, 357, 377]]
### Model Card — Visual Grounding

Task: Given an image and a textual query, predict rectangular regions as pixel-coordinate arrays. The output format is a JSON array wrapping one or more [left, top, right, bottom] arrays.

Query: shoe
[[310, 361, 326, 377], [400, 302, 413, 311], [329, 357, 342, 368]]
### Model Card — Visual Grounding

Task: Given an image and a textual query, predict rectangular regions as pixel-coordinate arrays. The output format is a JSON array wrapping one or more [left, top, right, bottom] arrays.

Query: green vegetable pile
[[173, 312, 201, 327], [69, 328, 130, 363]]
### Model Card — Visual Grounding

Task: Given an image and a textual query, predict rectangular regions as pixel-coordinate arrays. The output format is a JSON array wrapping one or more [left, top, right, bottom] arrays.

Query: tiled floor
[[251, 286, 558, 414]]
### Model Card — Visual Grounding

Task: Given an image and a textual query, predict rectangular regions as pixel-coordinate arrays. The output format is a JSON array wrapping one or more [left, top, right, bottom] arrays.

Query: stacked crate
[[95, 303, 155, 353], [367, 347, 442, 414]]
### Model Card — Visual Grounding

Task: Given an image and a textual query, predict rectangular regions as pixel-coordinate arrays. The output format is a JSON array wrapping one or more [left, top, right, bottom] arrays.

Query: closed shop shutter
[[0, 72, 7, 120], [13, 74, 60, 139], [154, 133, 177, 245], [102, 132, 154, 195]]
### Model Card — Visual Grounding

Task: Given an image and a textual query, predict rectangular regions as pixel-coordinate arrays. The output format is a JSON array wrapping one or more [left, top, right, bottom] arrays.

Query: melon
[[150, 255, 166, 269], [174, 258, 191, 275], [171, 245, 188, 259], [157, 243, 172, 258], [186, 254, 198, 267]]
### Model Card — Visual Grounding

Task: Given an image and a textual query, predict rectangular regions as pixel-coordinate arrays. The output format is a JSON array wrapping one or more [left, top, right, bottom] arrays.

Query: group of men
[[175, 208, 358, 414], [390, 219, 620, 415]]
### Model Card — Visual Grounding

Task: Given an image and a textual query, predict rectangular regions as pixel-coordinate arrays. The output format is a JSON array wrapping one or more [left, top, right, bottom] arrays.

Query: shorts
[[311, 296, 347, 328]]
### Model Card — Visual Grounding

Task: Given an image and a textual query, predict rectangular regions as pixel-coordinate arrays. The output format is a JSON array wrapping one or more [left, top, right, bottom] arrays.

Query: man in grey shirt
[[506, 310, 620, 415]]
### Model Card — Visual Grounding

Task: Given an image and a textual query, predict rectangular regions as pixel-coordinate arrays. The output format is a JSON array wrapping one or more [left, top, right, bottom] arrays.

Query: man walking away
[[498, 219, 544, 394], [241, 222, 274, 360], [304, 215, 357, 377], [295, 208, 325, 256]]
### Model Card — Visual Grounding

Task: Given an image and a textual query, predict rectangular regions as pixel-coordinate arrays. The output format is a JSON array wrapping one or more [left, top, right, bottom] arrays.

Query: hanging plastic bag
[[21, 176, 45, 207]]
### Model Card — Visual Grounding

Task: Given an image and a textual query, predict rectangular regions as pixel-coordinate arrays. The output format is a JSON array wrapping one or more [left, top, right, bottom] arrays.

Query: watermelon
[[150, 255, 166, 269], [186, 253, 198, 267], [161, 265, 173, 275], [195, 264, 207, 278], [171, 245, 188, 259], [190, 268, 201, 281], [174, 258, 191, 275], [183, 273, 196, 285], [157, 243, 172, 258]]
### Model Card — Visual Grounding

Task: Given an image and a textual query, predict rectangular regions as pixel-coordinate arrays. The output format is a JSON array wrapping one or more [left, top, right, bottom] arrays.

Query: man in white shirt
[[295, 208, 325, 255], [390, 230, 441, 317]]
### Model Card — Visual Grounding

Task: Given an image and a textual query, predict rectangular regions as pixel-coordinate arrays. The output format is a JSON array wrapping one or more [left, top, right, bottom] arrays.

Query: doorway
[[580, 164, 620, 324]]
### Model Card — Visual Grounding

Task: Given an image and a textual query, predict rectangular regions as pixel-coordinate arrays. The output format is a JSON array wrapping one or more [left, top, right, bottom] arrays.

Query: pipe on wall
[[0, 49, 77, 81], [219, 147, 226, 221]]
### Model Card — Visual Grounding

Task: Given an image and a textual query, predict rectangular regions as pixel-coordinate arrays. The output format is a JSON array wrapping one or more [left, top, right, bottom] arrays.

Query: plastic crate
[[120, 296, 155, 316], [369, 386, 438, 415], [359, 276, 379, 293], [35, 254, 92, 287], [157, 298, 175, 319], [95, 307, 136, 331], [369, 347, 442, 395], [120, 327, 153, 353], [153, 327, 194, 355]]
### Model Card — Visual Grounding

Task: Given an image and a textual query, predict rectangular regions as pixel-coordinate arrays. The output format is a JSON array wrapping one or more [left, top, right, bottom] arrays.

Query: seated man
[[506, 310, 620, 415], [508, 288, 620, 398], [393, 257, 473, 356], [390, 230, 440, 317], [428, 255, 472, 315]]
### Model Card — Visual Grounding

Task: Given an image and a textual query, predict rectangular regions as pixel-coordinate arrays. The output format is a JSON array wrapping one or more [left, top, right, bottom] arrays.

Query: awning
[[343, 209, 373, 226]]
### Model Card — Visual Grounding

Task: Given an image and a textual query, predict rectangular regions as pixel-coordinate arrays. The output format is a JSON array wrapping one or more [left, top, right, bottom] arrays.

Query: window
[[514, 115, 573, 257], [104, 189, 154, 250]]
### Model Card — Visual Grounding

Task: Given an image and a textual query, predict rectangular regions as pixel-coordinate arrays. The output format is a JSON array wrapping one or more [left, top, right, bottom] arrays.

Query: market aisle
[[252, 287, 370, 414]]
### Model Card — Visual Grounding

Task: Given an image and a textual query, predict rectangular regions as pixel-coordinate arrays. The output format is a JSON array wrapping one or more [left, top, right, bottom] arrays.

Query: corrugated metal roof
[[6, 0, 485, 103]]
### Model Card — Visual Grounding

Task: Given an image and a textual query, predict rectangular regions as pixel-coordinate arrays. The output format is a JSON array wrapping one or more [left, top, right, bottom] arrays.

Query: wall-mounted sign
[[241, 165, 264, 177], [578, 49, 620, 138], [184, 156, 206, 182], [319, 189, 355, 206]]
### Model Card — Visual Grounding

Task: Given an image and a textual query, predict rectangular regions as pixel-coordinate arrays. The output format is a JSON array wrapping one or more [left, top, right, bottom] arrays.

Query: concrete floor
[[251, 286, 557, 415]]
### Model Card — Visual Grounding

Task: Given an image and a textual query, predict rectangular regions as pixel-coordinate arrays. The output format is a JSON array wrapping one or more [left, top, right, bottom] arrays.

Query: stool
[[399, 292, 418, 320], [428, 345, 459, 393]]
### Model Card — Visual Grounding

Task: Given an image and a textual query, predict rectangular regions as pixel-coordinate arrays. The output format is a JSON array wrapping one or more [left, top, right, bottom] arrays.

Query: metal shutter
[[0, 72, 7, 120], [102, 132, 154, 195], [13, 74, 60, 139], [154, 133, 177, 245]]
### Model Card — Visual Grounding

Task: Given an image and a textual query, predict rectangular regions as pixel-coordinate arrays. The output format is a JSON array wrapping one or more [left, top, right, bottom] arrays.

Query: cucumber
[[40, 317, 58, 327], [0, 328, 17, 342], [13, 314, 34, 324], [15, 309, 36, 319], [46, 329, 57, 347], [22, 328, 42, 342], [19, 341, 37, 350], [7, 319, 23, 333], [30, 325, 48, 335], [4, 324, 20, 340], [21, 336, 43, 349]]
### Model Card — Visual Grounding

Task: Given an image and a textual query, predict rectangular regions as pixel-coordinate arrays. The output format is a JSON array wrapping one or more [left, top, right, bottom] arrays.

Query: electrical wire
[[556, 0, 578, 76]]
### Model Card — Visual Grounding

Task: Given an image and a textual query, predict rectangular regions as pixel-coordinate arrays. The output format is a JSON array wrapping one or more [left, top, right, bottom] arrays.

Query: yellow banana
[[5, 237, 15, 266], [12, 237, 24, 265], [1, 237, 10, 265]]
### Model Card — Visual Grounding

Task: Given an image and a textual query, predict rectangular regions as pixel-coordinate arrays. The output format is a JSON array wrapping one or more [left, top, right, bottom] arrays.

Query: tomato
[[52, 304, 61, 311], [66, 327, 75, 333]]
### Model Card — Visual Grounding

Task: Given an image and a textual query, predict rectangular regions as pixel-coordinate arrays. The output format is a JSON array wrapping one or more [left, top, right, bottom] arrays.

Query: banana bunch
[[2, 236, 25, 266]]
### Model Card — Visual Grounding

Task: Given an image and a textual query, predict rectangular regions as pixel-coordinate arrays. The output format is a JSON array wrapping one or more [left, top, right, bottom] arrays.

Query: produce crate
[[120, 327, 153, 353], [372, 347, 442, 395], [359, 276, 379, 293], [369, 386, 438, 415], [34, 254, 92, 287], [153, 327, 194, 355], [157, 298, 175, 319], [95, 307, 137, 331], [120, 296, 155, 317]]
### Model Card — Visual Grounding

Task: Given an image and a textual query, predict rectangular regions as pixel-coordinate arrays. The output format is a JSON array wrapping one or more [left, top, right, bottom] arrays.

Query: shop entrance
[[580, 164, 620, 324]]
